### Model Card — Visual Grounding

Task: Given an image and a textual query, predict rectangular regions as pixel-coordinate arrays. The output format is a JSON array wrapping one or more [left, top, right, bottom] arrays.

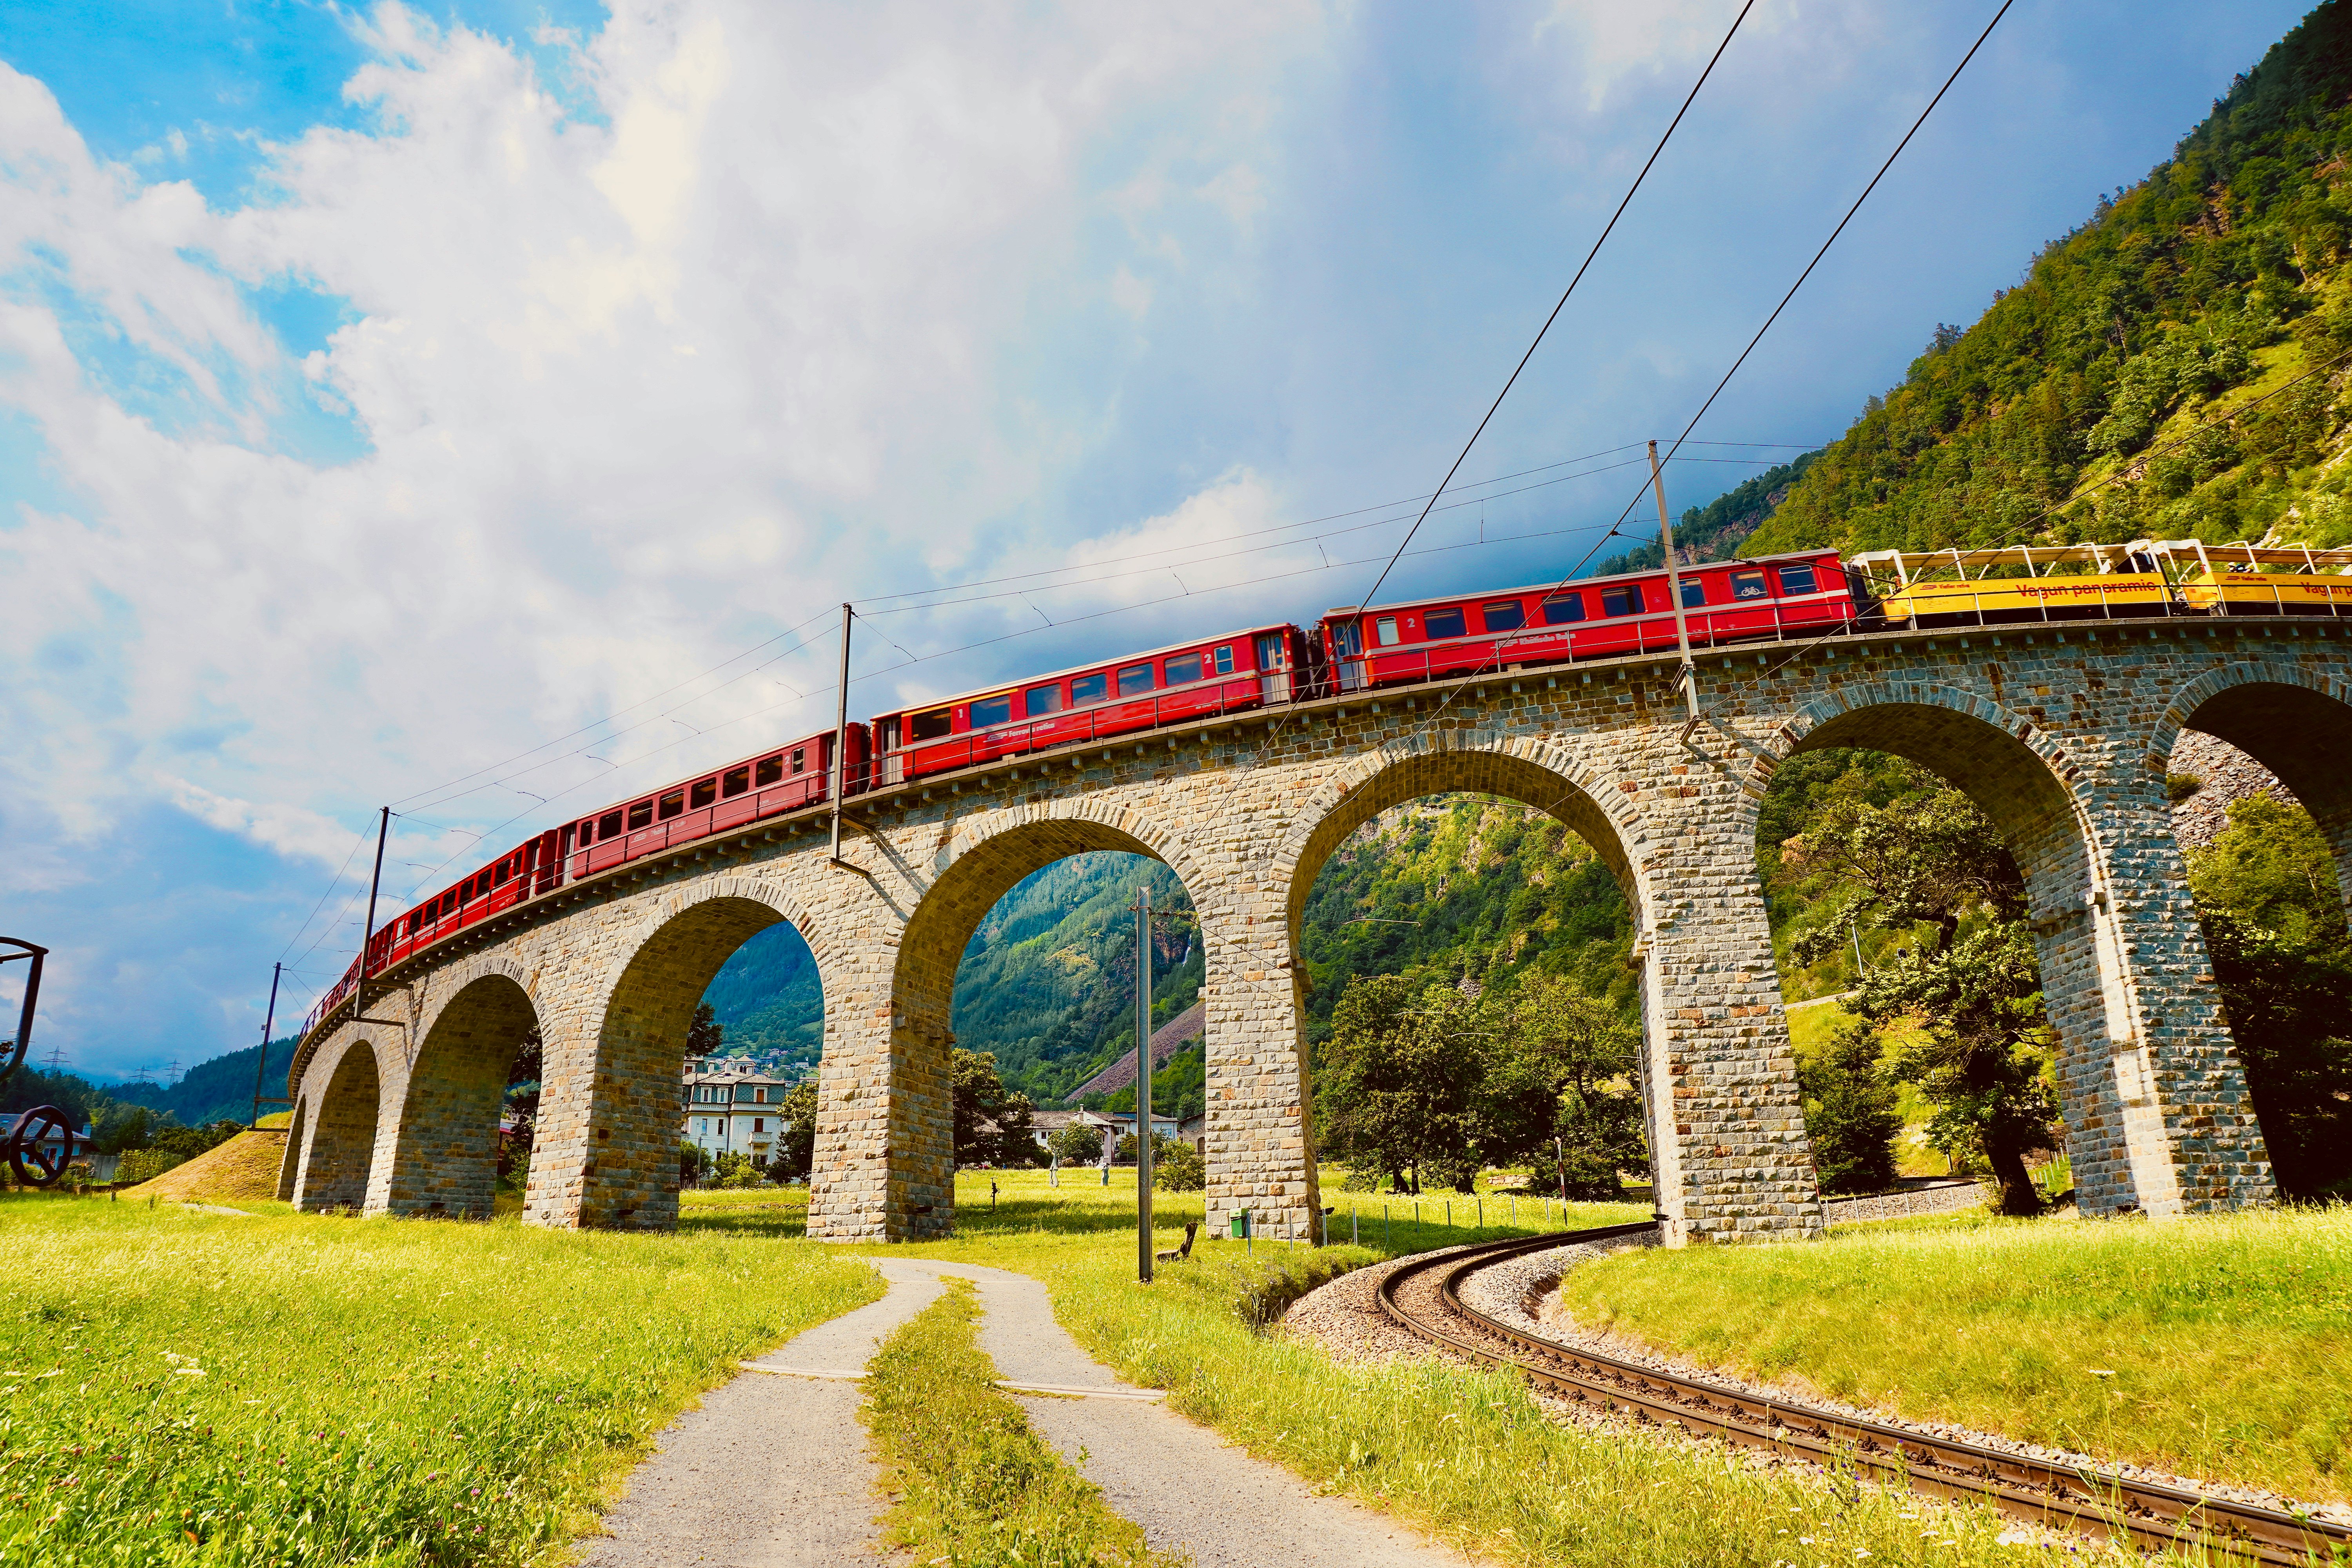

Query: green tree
[[1781, 770, 2056, 1213], [679, 1139, 709, 1186], [1482, 974, 1648, 1200], [1855, 926, 2058, 1214], [1318, 975, 1485, 1194], [1154, 1138, 1206, 1191], [1046, 1122, 1103, 1165], [1798, 1021, 1904, 1195], [950, 1049, 1040, 1167], [768, 1078, 818, 1182], [686, 1003, 724, 1057]]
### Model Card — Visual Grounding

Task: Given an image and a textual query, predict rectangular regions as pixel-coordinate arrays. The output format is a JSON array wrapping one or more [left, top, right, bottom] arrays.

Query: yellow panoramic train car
[[1852, 539, 2352, 628]]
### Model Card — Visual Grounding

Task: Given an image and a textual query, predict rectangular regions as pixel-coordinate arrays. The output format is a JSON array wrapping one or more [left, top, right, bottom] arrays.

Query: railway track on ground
[[1376, 1226, 2350, 1566]]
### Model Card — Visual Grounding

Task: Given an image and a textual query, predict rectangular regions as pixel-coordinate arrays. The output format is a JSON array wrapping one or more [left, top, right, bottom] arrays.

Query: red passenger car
[[561, 726, 869, 880], [1316, 548, 1852, 692], [870, 623, 1320, 786]]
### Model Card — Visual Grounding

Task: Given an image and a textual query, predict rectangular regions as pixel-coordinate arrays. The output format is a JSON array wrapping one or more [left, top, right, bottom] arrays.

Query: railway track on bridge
[[1376, 1227, 2350, 1565]]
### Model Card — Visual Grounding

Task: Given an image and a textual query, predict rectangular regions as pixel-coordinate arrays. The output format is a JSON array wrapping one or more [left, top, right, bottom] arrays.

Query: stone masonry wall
[[289, 617, 2347, 1240]]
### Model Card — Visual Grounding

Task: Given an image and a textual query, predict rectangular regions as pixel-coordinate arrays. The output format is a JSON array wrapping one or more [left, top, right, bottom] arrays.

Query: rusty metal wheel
[[5, 1104, 78, 1188]]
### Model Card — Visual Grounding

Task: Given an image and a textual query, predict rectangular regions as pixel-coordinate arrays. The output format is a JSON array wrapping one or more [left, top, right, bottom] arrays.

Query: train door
[[1258, 630, 1296, 702]]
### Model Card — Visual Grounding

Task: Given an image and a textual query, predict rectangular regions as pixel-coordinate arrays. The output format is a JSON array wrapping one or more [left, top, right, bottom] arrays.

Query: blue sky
[[0, 0, 2312, 1080]]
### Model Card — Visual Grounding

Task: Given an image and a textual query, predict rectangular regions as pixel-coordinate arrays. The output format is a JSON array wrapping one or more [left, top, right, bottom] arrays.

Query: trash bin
[[1230, 1208, 1251, 1240]]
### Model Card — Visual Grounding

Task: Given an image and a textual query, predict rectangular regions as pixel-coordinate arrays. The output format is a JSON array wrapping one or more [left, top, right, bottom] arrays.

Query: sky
[[0, 0, 2313, 1081]]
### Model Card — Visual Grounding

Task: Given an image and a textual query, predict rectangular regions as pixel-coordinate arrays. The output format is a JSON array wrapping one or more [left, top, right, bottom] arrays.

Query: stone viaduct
[[279, 616, 2352, 1244]]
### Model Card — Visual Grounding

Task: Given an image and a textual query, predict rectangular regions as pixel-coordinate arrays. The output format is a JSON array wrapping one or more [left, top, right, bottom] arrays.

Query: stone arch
[[1267, 729, 1684, 1230], [2150, 660, 2352, 909], [1744, 680, 2252, 1217], [381, 969, 539, 1218], [848, 804, 1200, 1241], [276, 1094, 307, 1202], [1270, 728, 1657, 962], [539, 875, 834, 1231], [296, 1035, 385, 1212]]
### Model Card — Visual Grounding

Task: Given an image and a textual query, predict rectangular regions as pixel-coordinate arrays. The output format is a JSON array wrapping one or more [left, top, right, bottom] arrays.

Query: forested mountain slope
[[1745, 0, 2352, 557]]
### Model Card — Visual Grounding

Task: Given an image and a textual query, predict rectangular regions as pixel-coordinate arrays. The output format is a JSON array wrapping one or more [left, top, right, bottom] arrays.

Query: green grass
[[0, 1192, 881, 1567], [1552, 1206, 2352, 1503], [862, 1276, 1183, 1567], [843, 1192, 2123, 1568]]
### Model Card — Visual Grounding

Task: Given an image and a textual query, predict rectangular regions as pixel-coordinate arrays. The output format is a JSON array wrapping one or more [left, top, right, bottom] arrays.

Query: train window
[[1026, 683, 1064, 717], [910, 707, 953, 742], [789, 747, 806, 774], [1257, 632, 1289, 666], [1730, 570, 1768, 600], [755, 755, 783, 786], [1165, 652, 1203, 685], [1374, 616, 1399, 647], [460, 877, 476, 903], [971, 693, 1014, 728], [1482, 601, 1525, 632], [1423, 607, 1466, 639], [1071, 672, 1107, 704], [1679, 580, 1706, 608], [1776, 563, 1818, 595], [492, 861, 510, 886], [690, 778, 717, 809], [1214, 644, 1234, 674], [658, 791, 684, 821], [407, 911, 421, 935], [722, 767, 750, 798], [628, 801, 653, 830], [1116, 663, 1154, 696], [1328, 621, 1361, 657], [601, 810, 625, 838], [1600, 586, 1638, 617], [1541, 592, 1584, 624]]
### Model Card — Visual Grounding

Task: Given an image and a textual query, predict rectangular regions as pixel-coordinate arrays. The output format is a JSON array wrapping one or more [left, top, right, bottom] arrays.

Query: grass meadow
[[848, 1174, 2152, 1568], [7, 1170, 2328, 1568], [1552, 1205, 2352, 1504], [0, 1193, 879, 1568]]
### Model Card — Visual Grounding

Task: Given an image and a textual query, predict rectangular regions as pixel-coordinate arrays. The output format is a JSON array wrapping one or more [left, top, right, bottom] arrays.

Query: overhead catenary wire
[[1376, 0, 2017, 777], [1350, 0, 1759, 622]]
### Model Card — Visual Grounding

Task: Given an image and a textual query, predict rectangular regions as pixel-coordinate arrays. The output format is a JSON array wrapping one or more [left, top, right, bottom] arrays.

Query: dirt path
[[579, 1259, 947, 1567], [892, 1258, 1483, 1567], [581, 1255, 1479, 1566]]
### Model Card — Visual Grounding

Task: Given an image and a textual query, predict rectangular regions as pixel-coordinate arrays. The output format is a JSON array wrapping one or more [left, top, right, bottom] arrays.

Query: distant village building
[[680, 1056, 801, 1164], [1027, 1107, 1181, 1158]]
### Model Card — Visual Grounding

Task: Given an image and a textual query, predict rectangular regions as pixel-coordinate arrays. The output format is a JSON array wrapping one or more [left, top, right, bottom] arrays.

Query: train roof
[[1321, 544, 1843, 618], [869, 620, 1299, 715]]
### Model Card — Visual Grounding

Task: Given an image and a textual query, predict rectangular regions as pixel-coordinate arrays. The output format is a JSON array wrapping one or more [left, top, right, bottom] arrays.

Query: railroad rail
[[1376, 1226, 2350, 1566]]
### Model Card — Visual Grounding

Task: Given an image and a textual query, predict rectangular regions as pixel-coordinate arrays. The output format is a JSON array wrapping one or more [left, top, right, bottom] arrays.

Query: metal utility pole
[[830, 603, 853, 864], [1135, 882, 1154, 1283], [249, 962, 282, 1129], [357, 807, 390, 1010], [0, 938, 47, 1085], [1649, 440, 1700, 737]]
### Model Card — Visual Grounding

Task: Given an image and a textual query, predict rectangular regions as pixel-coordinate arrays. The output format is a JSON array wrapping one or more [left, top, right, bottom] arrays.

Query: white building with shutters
[[681, 1056, 800, 1164]]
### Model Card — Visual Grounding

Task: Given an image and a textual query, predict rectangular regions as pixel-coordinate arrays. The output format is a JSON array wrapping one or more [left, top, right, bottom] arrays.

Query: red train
[[305, 546, 1858, 1031]]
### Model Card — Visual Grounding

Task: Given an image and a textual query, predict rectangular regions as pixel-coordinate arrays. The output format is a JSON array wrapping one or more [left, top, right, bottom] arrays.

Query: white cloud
[[162, 779, 362, 870]]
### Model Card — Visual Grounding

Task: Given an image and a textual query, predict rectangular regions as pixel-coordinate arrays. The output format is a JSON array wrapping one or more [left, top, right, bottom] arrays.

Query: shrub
[[1153, 1140, 1205, 1192], [1046, 1123, 1103, 1165], [115, 1149, 186, 1185]]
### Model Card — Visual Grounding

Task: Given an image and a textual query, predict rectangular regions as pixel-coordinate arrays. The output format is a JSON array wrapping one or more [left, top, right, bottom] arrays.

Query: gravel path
[[889, 1258, 1486, 1567], [579, 1258, 942, 1567]]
